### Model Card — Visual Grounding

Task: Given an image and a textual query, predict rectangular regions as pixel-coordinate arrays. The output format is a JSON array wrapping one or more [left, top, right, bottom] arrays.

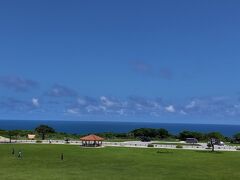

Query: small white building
[[27, 134, 36, 140], [0, 136, 9, 142]]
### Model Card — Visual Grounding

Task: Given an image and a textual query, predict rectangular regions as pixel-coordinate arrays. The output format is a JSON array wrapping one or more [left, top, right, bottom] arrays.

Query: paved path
[[103, 141, 238, 151], [0, 139, 239, 152]]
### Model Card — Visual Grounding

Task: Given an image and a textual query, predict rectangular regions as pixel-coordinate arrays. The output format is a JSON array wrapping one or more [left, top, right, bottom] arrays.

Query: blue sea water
[[0, 120, 240, 137]]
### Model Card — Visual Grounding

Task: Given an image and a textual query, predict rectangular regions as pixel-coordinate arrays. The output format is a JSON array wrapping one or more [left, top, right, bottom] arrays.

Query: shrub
[[176, 145, 183, 149], [36, 140, 42, 143], [207, 143, 212, 148], [148, 144, 154, 148], [236, 147, 240, 151]]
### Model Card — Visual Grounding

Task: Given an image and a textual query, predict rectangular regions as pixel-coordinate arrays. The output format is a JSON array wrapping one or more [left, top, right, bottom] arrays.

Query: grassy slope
[[0, 144, 240, 180]]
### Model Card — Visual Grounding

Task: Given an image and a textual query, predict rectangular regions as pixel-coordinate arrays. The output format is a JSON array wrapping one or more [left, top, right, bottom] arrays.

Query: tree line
[[99, 128, 240, 143], [1, 125, 240, 143]]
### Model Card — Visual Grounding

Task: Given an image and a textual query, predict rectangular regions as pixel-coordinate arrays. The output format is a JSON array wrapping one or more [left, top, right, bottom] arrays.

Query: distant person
[[18, 151, 22, 159]]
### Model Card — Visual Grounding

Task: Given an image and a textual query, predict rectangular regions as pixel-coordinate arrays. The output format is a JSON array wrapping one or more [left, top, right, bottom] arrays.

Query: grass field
[[0, 144, 240, 180]]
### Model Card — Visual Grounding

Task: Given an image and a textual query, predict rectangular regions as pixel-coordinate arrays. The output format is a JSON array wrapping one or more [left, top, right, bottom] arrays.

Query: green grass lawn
[[0, 144, 240, 180]]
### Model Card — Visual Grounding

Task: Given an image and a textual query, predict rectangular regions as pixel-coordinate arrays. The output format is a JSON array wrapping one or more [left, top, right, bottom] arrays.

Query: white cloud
[[165, 105, 175, 113], [100, 96, 115, 107], [150, 112, 160, 117], [180, 110, 187, 115], [86, 105, 101, 112], [99, 105, 107, 111], [186, 101, 196, 109], [32, 98, 39, 107], [117, 109, 125, 115], [151, 102, 161, 109], [67, 108, 79, 114], [136, 103, 143, 110], [77, 98, 86, 105], [46, 84, 78, 97]]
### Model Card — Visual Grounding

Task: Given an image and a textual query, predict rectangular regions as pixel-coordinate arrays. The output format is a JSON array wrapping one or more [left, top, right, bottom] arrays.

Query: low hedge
[[176, 145, 183, 149], [148, 144, 154, 148]]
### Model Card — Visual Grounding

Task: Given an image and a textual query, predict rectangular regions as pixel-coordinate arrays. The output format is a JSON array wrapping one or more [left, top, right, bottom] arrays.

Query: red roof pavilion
[[80, 134, 104, 141], [80, 134, 104, 147]]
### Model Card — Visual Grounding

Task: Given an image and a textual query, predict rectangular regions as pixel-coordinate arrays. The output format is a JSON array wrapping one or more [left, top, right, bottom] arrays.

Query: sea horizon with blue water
[[0, 120, 240, 137]]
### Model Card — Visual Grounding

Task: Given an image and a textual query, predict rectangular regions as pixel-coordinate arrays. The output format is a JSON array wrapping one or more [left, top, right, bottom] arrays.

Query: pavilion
[[80, 134, 104, 147]]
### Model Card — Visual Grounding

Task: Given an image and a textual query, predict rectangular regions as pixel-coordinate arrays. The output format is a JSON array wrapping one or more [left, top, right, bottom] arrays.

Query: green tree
[[8, 130, 19, 143], [131, 128, 158, 138], [179, 131, 204, 141], [207, 132, 225, 141], [35, 125, 55, 140], [157, 128, 170, 139], [233, 133, 240, 143], [207, 138, 215, 152], [131, 128, 170, 139]]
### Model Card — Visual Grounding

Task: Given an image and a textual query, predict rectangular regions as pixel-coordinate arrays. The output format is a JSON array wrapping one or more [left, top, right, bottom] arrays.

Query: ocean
[[0, 120, 240, 137]]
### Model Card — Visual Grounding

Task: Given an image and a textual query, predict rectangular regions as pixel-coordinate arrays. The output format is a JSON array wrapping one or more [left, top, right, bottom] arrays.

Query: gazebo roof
[[80, 134, 104, 141]]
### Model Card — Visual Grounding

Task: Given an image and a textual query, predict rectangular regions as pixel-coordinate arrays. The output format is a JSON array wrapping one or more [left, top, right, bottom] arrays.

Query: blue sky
[[1, 0, 240, 124]]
